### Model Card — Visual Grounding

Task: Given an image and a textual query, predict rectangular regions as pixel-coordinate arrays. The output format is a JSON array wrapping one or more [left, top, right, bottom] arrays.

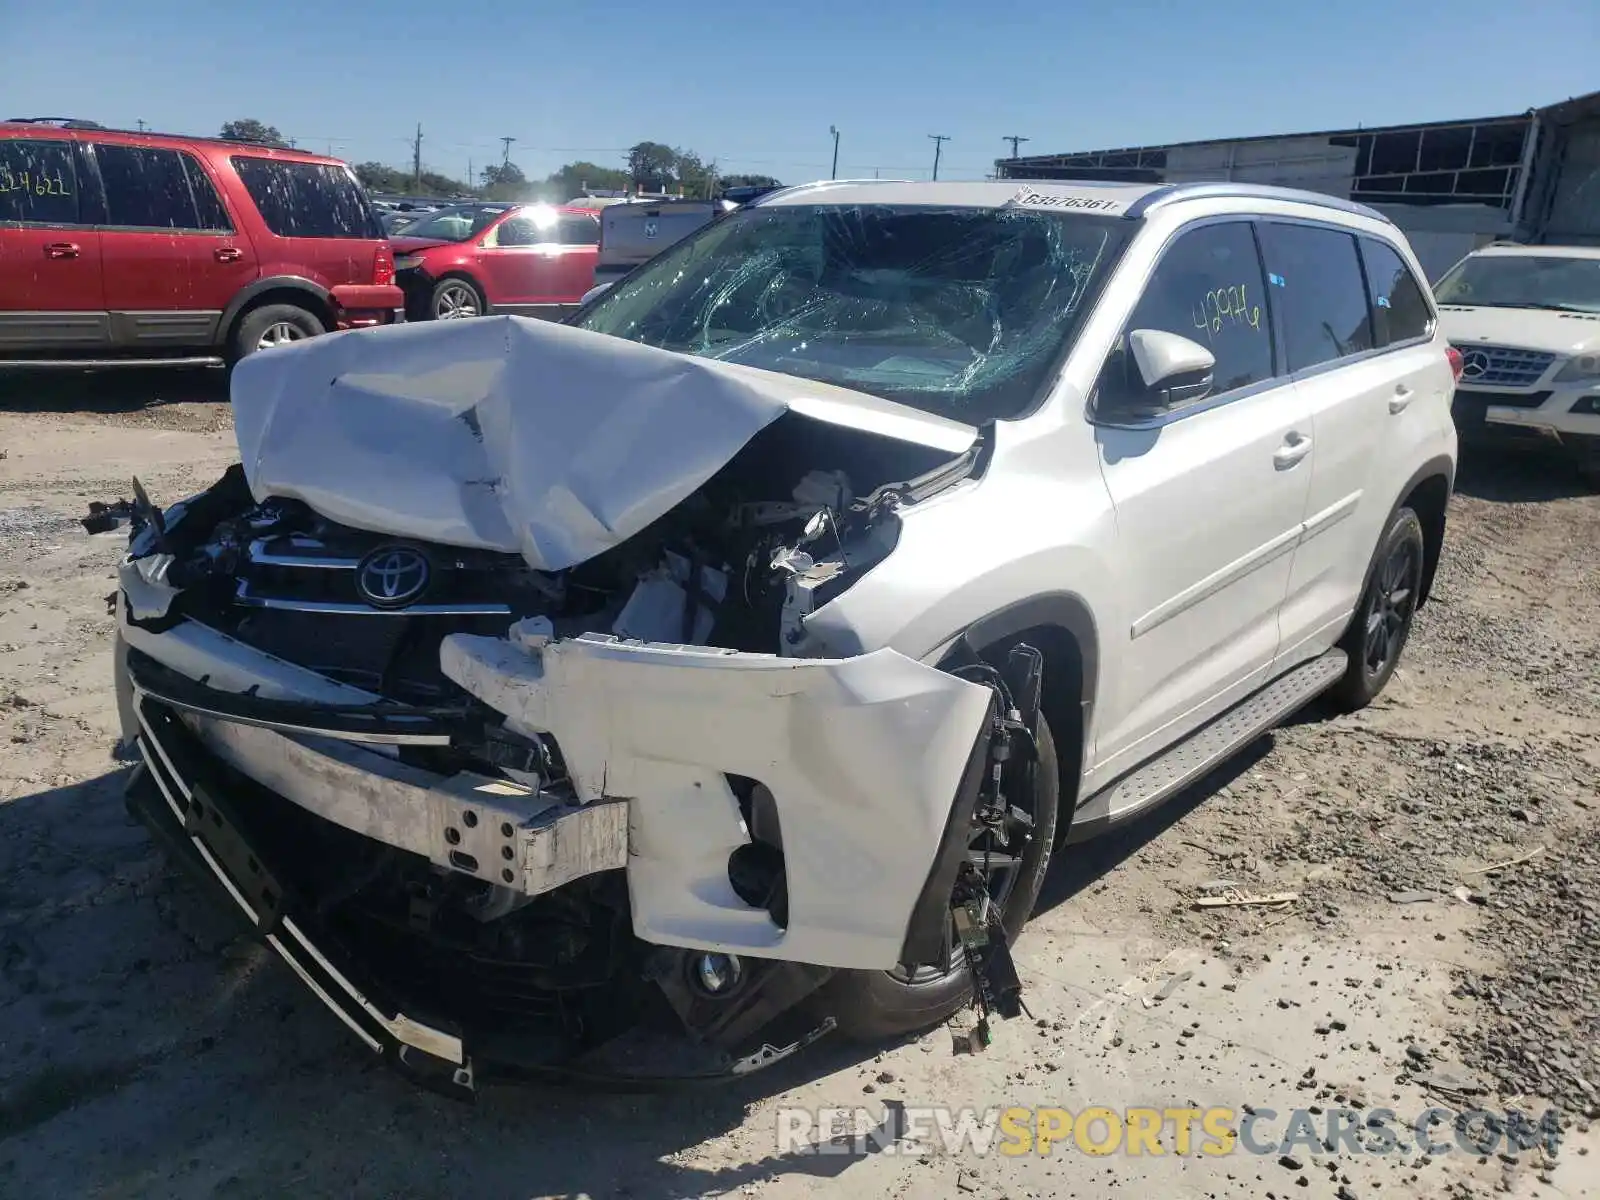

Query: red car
[[0, 117, 403, 365], [391, 203, 600, 321]]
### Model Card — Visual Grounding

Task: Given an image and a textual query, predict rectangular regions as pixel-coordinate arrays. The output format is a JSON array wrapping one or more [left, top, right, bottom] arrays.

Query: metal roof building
[[996, 90, 1600, 279]]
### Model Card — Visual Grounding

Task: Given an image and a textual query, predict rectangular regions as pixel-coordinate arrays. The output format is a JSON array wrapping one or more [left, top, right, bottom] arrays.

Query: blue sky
[[9, 0, 1597, 188]]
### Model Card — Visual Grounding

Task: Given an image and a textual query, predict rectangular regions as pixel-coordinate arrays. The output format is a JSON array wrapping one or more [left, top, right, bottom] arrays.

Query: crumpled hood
[[1438, 305, 1600, 356], [228, 315, 978, 572]]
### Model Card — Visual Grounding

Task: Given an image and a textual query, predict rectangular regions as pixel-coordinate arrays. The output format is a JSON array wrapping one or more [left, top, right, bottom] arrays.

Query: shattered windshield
[[573, 204, 1129, 421], [1435, 254, 1600, 314]]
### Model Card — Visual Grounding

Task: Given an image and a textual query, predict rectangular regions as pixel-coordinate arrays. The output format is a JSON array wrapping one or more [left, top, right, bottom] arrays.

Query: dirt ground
[[1, 371, 1598, 1200]]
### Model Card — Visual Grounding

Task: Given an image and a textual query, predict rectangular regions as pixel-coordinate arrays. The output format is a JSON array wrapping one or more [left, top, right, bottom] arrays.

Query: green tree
[[674, 149, 719, 198], [219, 118, 287, 147], [479, 161, 528, 200], [547, 160, 631, 199], [419, 170, 471, 197], [352, 162, 411, 193], [720, 174, 782, 190], [627, 141, 678, 192]]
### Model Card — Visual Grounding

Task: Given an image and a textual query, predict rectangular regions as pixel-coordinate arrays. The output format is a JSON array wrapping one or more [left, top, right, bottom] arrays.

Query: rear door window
[[557, 214, 599, 246], [230, 158, 383, 239], [1358, 237, 1433, 346], [94, 144, 213, 230], [1100, 220, 1276, 408], [0, 138, 81, 225], [183, 157, 233, 231], [1258, 223, 1374, 371]]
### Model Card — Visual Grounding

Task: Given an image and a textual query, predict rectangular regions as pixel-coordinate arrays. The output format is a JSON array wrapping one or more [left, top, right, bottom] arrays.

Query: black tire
[[1573, 436, 1600, 491], [815, 714, 1060, 1041], [429, 276, 486, 320], [231, 303, 325, 362], [1329, 507, 1425, 711]]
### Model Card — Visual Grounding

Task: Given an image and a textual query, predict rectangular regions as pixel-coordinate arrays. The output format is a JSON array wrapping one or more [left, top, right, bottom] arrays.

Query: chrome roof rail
[[1126, 182, 1391, 224], [749, 179, 916, 206]]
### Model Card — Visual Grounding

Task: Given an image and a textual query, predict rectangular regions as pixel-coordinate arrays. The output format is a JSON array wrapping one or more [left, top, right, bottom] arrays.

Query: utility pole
[[135, 119, 147, 133], [1003, 134, 1030, 160], [928, 134, 950, 181], [829, 125, 840, 180], [412, 123, 423, 192], [467, 159, 474, 191], [499, 136, 515, 167]]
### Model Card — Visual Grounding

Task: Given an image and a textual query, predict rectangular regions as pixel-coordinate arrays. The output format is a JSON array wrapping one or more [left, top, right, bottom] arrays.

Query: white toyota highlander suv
[[113, 179, 1459, 1094], [1435, 242, 1600, 486]]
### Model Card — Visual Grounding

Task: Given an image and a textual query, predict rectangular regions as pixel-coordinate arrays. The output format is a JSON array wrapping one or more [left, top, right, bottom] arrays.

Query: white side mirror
[[1128, 328, 1216, 391], [579, 282, 614, 307]]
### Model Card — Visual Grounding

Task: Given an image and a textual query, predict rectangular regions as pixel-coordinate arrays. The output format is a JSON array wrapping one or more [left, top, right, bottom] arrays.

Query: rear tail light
[[1446, 346, 1463, 381], [374, 244, 396, 288]]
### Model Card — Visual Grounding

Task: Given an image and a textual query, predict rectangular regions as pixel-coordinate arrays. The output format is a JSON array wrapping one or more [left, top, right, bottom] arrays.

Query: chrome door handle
[[1389, 385, 1414, 414], [1273, 432, 1313, 470]]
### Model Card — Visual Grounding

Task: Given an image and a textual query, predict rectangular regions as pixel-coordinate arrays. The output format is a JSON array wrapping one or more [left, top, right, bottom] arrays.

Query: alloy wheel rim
[[256, 322, 305, 350], [889, 783, 1036, 984], [1363, 540, 1419, 677], [435, 285, 479, 319]]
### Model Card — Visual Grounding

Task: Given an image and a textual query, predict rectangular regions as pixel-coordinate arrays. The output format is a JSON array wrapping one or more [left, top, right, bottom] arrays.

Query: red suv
[[391, 202, 599, 321], [0, 118, 403, 365]]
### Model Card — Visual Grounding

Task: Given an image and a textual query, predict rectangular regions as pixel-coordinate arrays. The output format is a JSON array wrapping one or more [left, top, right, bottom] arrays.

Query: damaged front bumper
[[120, 615, 993, 971], [116, 600, 1001, 1085]]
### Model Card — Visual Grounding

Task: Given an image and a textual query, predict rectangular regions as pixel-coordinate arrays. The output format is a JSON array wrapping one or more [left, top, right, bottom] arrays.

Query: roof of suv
[[1466, 242, 1600, 261], [753, 178, 1391, 225], [0, 118, 348, 166]]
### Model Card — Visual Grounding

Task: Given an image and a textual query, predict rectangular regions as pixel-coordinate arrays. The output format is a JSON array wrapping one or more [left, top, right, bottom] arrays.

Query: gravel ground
[[0, 383, 1597, 1199]]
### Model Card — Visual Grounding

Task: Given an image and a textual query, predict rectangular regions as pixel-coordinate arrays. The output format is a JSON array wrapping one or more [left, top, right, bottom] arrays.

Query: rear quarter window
[[1359, 237, 1433, 346], [229, 157, 383, 239], [0, 138, 81, 225]]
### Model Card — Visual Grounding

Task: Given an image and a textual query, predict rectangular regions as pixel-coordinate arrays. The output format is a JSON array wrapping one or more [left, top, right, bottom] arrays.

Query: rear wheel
[[816, 715, 1060, 1041], [1329, 507, 1425, 711], [430, 277, 485, 320], [231, 303, 325, 362]]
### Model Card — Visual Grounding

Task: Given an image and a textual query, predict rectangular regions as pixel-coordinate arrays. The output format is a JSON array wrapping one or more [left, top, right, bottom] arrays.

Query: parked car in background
[[1435, 242, 1600, 485], [392, 202, 600, 320], [594, 197, 735, 288], [0, 118, 402, 365]]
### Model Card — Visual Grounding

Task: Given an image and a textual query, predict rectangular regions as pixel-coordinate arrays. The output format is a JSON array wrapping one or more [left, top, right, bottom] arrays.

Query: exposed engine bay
[[116, 316, 1045, 1094]]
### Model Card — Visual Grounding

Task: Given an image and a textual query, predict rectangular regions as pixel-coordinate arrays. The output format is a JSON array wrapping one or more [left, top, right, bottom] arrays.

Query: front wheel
[[815, 714, 1060, 1041], [1329, 507, 1425, 711], [430, 277, 485, 320]]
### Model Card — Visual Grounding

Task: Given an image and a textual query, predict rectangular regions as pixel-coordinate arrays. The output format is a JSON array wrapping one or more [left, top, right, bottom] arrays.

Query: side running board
[[1068, 649, 1347, 844]]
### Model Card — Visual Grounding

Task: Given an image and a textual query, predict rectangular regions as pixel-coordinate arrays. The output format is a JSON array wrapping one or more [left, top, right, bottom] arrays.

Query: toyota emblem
[[356, 546, 430, 609], [1460, 350, 1491, 381]]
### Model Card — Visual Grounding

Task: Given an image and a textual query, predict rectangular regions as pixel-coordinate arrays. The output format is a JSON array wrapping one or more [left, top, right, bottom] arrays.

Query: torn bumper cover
[[439, 625, 994, 969], [122, 622, 992, 972]]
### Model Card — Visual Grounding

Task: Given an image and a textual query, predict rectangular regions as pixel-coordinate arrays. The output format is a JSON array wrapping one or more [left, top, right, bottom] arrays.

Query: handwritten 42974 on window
[[1193, 284, 1261, 341]]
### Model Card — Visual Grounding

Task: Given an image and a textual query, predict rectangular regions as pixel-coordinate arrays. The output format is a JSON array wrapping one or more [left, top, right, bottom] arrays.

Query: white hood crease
[[229, 315, 978, 572]]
